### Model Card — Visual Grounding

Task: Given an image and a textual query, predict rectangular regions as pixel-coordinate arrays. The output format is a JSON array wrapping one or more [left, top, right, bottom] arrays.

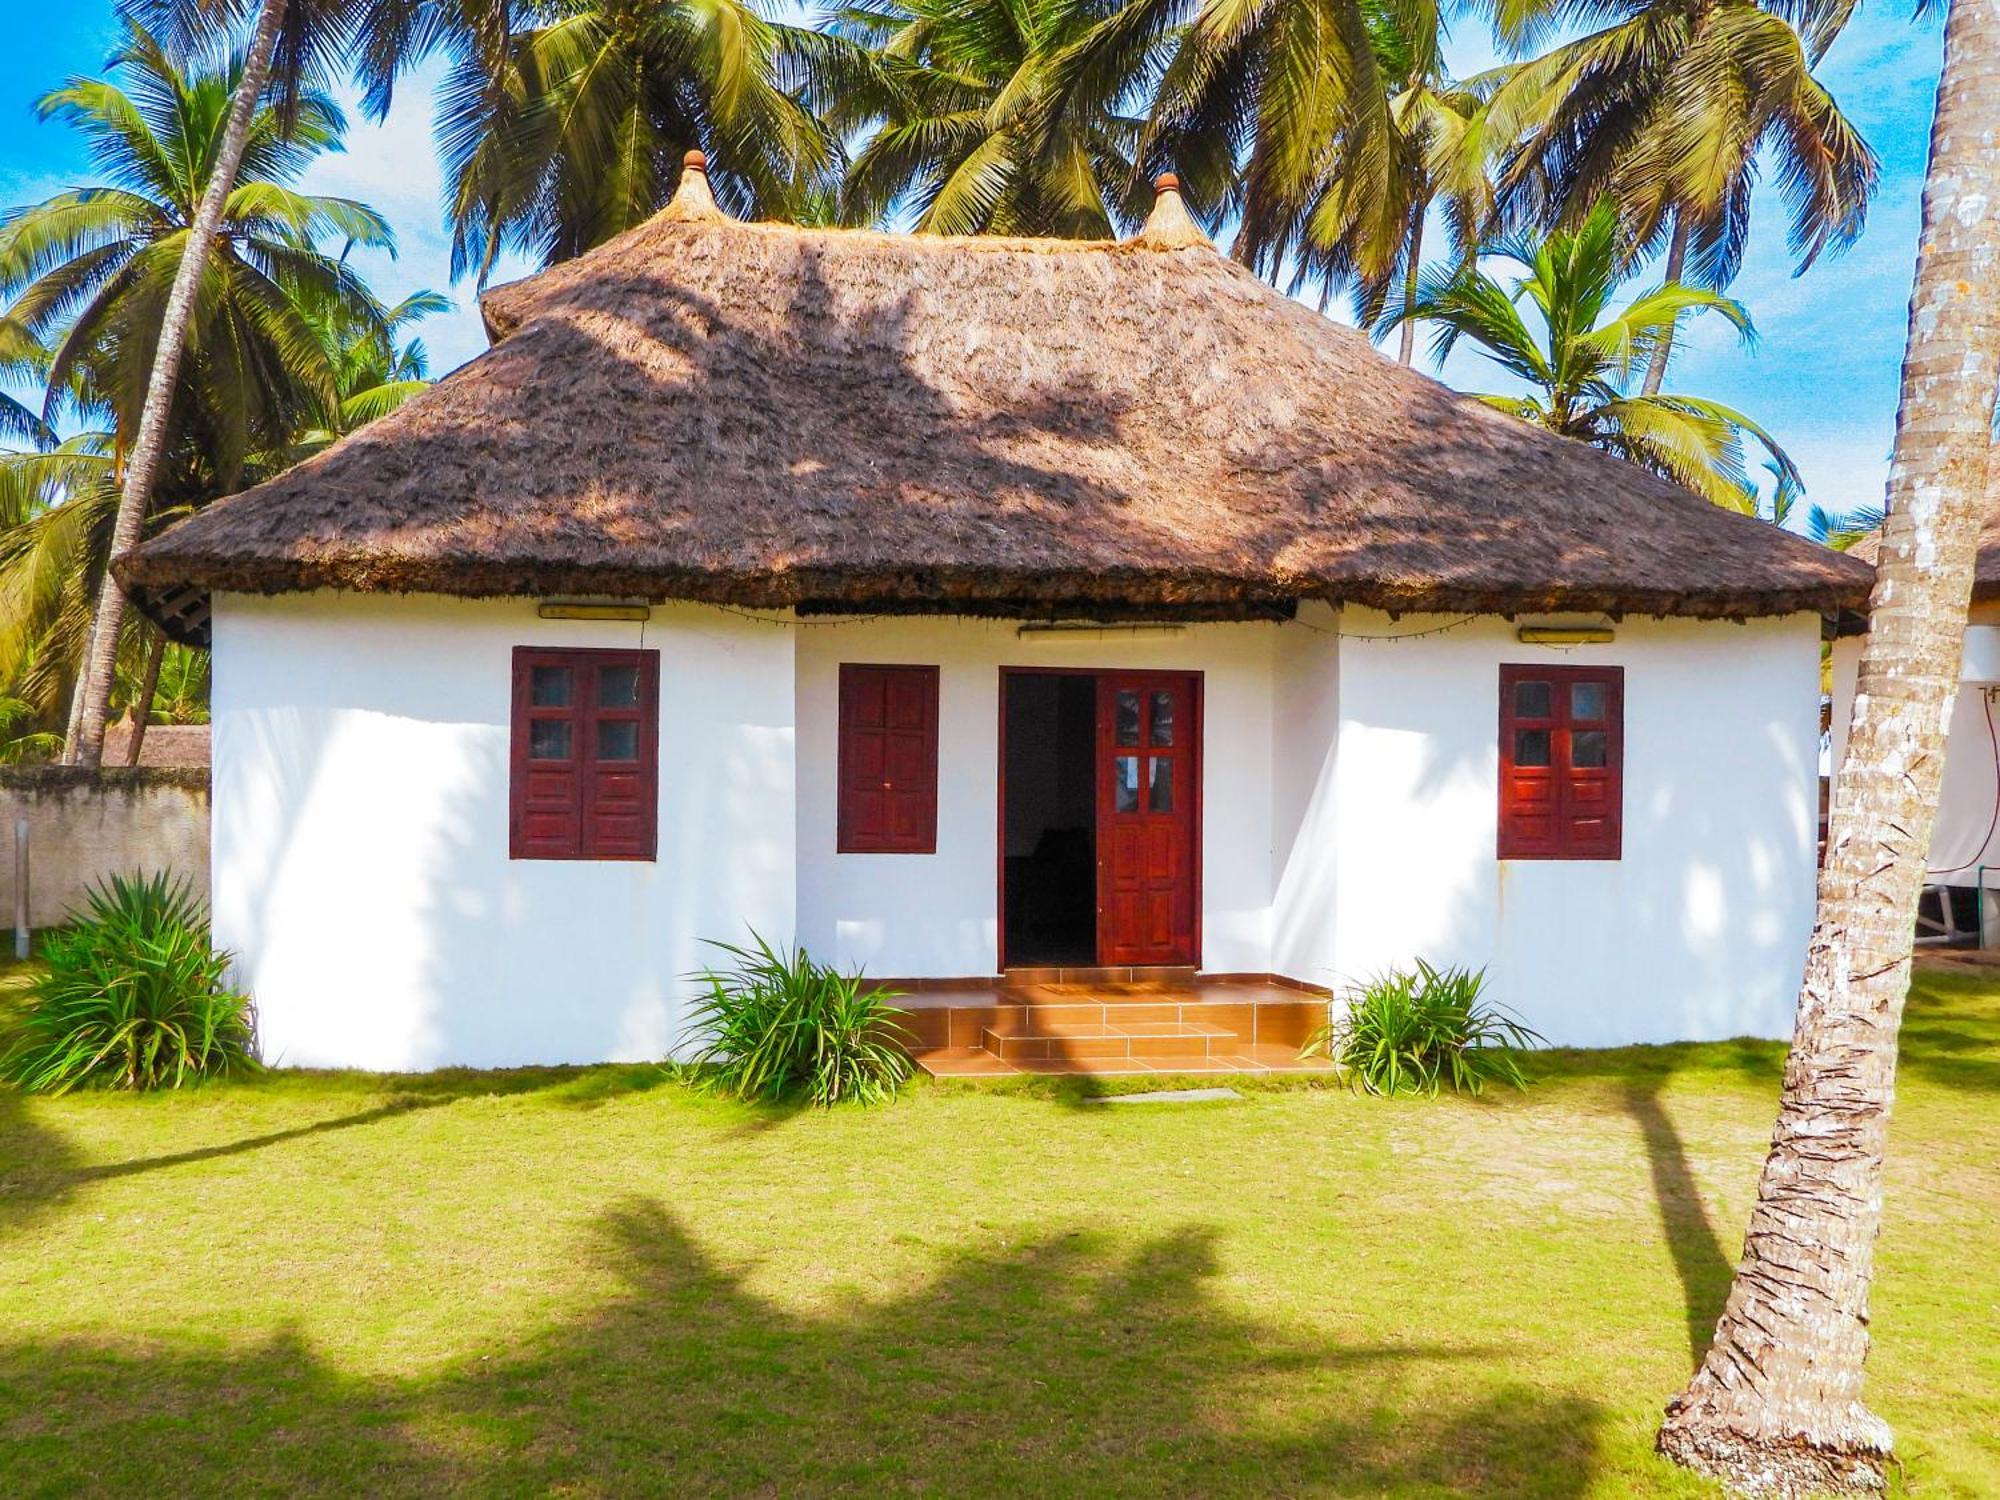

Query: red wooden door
[[1095, 674, 1198, 965]]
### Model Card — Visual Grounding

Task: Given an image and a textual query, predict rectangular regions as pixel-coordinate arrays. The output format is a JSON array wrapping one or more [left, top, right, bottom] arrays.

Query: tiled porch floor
[[893, 978, 1339, 1078]]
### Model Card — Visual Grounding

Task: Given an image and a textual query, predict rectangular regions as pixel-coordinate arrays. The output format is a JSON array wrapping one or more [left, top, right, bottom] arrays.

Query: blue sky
[[0, 3, 1947, 518]]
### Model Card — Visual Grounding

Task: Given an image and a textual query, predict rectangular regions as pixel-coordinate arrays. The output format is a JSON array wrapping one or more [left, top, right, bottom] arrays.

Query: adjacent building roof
[[1851, 495, 2000, 601], [101, 722, 210, 768], [121, 158, 1872, 645]]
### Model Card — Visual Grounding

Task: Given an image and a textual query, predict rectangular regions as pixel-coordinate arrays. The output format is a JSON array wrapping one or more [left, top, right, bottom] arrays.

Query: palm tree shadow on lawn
[[1620, 1075, 1735, 1367], [0, 1197, 1607, 1496], [0, 1083, 83, 1238], [0, 1066, 691, 1243]]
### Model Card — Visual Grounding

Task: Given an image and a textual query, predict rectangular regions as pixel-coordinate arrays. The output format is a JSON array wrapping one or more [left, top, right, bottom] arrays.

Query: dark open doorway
[[1002, 672, 1098, 967]]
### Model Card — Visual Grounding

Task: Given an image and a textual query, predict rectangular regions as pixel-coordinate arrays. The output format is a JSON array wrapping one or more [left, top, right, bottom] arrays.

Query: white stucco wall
[[1270, 601, 1342, 986], [211, 593, 797, 1069], [1330, 610, 1823, 1046], [793, 614, 1286, 976], [212, 593, 1822, 1065]]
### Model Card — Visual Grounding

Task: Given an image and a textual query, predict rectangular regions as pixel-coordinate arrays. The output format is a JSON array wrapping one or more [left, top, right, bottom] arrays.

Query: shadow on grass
[[1525, 1037, 1785, 1091], [67, 1097, 453, 1184], [1900, 969, 2000, 1095], [0, 1197, 1606, 1496], [0, 1064, 682, 1241], [1619, 1078, 1733, 1367], [0, 1084, 82, 1239], [324, 1062, 680, 1109]]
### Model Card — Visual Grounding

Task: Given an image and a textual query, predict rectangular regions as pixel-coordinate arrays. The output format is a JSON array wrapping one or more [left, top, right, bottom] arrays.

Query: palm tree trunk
[[123, 628, 167, 767], [1640, 214, 1689, 397], [59, 669, 86, 767], [64, 0, 289, 770], [1657, 0, 2000, 1492], [1397, 202, 1425, 366]]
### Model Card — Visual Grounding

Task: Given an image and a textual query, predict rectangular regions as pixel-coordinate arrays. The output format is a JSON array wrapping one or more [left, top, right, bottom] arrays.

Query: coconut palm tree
[[1397, 203, 1797, 506], [0, 315, 53, 449], [59, 0, 474, 768], [0, 694, 61, 764], [1298, 50, 1497, 363], [833, 0, 1160, 237], [54, 0, 289, 768], [1485, 0, 1876, 394], [0, 22, 424, 760], [1, 27, 395, 480], [1031, 0, 1500, 341], [289, 283, 451, 457], [0, 423, 242, 760], [439, 0, 854, 279], [1033, 0, 1405, 269], [1656, 0, 2000, 1489], [0, 433, 127, 748], [1809, 502, 1884, 550], [32, 1, 406, 765]]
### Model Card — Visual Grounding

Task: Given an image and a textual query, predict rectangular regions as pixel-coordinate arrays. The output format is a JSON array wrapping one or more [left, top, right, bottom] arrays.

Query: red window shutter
[[838, 665, 939, 853], [511, 647, 659, 861], [582, 652, 658, 860], [1561, 668, 1622, 859], [511, 650, 583, 859], [1498, 665, 1623, 861]]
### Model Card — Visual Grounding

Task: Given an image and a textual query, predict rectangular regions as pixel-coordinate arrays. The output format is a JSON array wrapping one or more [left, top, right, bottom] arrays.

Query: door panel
[[1096, 674, 1198, 965]]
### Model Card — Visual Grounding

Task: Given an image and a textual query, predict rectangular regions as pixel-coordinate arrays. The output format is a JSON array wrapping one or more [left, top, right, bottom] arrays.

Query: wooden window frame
[[837, 664, 940, 854], [509, 646, 660, 861], [1497, 664, 1623, 861]]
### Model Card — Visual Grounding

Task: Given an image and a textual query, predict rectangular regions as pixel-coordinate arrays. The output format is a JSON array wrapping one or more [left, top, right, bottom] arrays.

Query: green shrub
[[685, 934, 913, 1106], [3, 872, 258, 1094], [1303, 960, 1543, 1097]]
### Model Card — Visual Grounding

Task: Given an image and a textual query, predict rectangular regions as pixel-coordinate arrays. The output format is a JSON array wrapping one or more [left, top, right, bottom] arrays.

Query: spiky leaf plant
[[1304, 959, 1543, 1097], [3, 872, 257, 1093], [685, 933, 913, 1107]]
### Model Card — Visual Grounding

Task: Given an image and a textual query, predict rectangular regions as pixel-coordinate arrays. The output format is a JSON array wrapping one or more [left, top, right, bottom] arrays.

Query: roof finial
[[1132, 170, 1210, 251], [664, 147, 727, 224]]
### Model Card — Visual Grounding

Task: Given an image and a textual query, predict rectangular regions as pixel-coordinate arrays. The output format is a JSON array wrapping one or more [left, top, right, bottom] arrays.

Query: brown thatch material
[[121, 170, 1872, 641], [102, 722, 210, 768]]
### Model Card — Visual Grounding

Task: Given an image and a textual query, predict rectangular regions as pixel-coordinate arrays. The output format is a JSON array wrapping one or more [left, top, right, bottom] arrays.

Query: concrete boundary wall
[[0, 767, 210, 930]]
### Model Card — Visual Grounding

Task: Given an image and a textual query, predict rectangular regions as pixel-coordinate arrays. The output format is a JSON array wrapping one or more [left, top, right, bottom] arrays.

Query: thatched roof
[[103, 722, 210, 768], [122, 160, 1871, 646]]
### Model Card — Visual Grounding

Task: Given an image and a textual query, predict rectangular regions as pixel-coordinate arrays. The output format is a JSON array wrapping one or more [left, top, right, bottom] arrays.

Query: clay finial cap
[[1132, 168, 1210, 251], [665, 147, 725, 223]]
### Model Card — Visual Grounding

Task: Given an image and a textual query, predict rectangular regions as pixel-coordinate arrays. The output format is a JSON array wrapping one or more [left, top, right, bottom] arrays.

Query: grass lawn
[[1, 964, 1996, 1497]]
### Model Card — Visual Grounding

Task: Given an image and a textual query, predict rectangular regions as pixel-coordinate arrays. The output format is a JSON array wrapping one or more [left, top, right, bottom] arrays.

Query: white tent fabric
[[1829, 628, 2000, 887], [1930, 682, 2000, 881]]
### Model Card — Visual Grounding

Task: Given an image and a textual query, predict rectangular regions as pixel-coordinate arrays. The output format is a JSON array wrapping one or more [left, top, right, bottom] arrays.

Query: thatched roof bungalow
[[123, 161, 1867, 644], [142, 158, 1863, 1073]]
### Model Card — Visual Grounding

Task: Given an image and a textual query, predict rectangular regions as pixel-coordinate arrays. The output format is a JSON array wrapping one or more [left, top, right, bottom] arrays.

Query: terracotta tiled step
[[909, 1041, 1340, 1078], [979, 1018, 1233, 1062], [909, 1046, 1019, 1077], [896, 998, 1329, 1054]]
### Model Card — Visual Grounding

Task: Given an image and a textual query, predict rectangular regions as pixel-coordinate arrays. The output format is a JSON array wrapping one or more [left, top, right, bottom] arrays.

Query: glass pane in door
[[1114, 691, 1141, 746], [1113, 755, 1140, 812]]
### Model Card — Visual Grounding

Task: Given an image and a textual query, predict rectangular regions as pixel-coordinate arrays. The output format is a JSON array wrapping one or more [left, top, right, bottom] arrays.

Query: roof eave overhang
[[116, 552, 1872, 636]]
